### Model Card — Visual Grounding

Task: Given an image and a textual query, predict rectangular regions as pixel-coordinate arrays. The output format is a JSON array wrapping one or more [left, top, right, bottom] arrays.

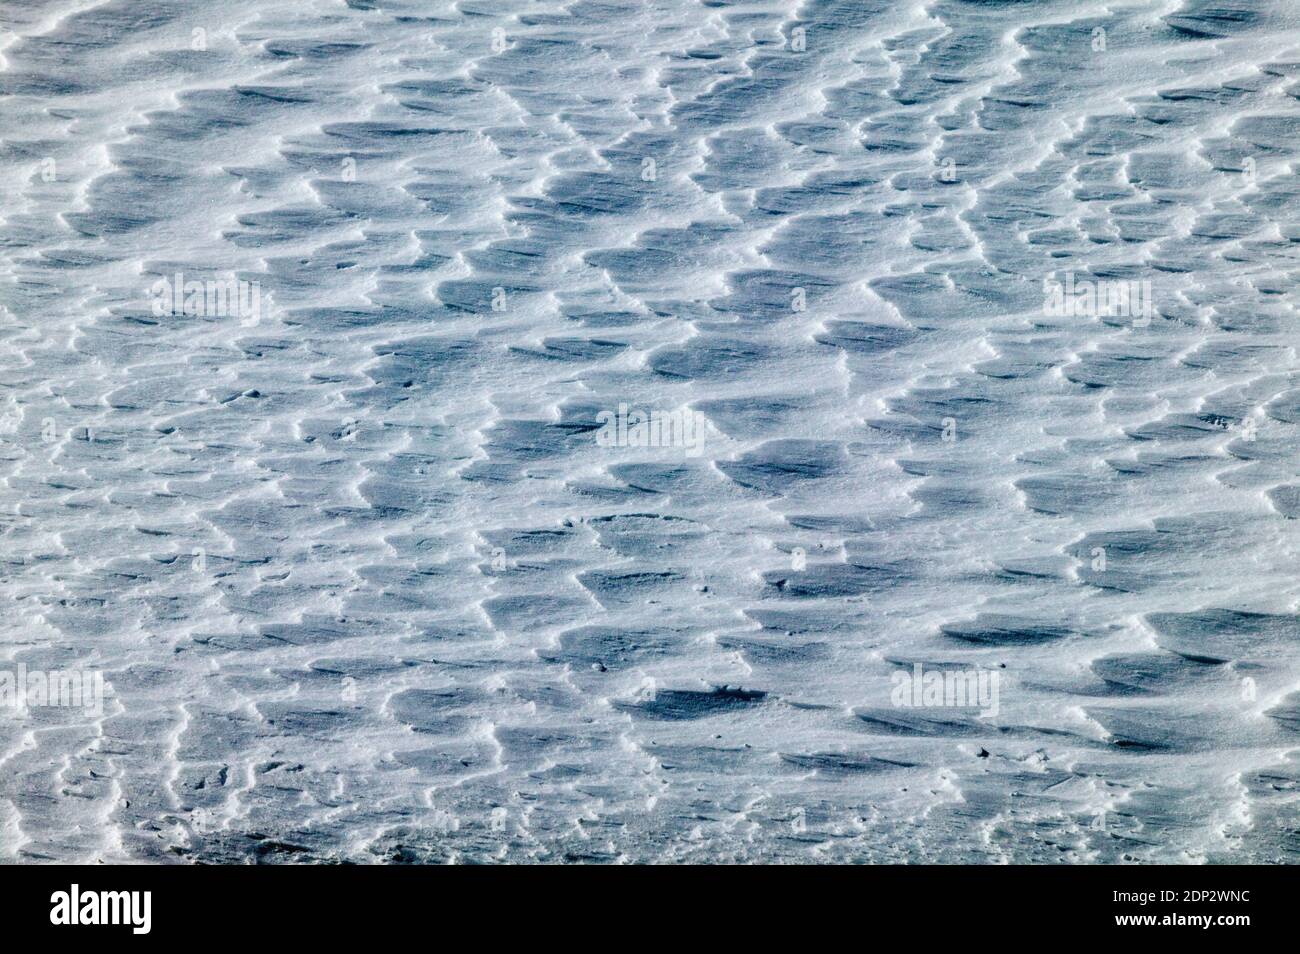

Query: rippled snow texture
[[2, 0, 1299, 863]]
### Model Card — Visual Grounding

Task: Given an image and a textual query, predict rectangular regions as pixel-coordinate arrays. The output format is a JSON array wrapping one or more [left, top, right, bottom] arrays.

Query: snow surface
[[1, 0, 1298, 863]]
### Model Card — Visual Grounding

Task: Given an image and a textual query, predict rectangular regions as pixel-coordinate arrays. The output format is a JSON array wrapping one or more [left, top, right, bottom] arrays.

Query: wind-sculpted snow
[[0, 0, 1298, 863]]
